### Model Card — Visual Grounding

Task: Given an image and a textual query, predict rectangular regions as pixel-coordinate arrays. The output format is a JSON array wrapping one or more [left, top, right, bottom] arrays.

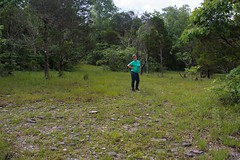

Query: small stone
[[89, 111, 98, 114], [133, 123, 140, 127], [50, 147, 58, 151], [37, 116, 44, 119], [26, 118, 36, 123], [111, 118, 117, 121], [151, 138, 161, 142], [63, 148, 67, 151], [69, 143, 76, 146], [160, 138, 167, 142], [185, 152, 194, 157], [149, 157, 156, 160], [230, 151, 240, 159], [59, 142, 65, 145], [151, 137, 167, 142], [108, 151, 117, 156], [171, 148, 178, 152], [50, 106, 57, 110], [182, 142, 192, 147], [0, 101, 8, 107], [191, 150, 204, 154]]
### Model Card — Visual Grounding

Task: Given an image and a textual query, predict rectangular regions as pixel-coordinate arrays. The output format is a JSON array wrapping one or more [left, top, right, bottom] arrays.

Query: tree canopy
[[0, 0, 239, 77]]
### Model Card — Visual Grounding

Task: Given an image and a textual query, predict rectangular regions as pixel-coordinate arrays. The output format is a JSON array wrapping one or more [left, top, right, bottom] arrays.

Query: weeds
[[0, 64, 239, 159]]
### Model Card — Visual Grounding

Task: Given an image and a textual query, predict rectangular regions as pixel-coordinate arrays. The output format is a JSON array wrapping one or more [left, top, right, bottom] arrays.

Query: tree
[[28, 0, 57, 79], [110, 11, 132, 46], [136, 15, 168, 75], [161, 5, 191, 70], [109, 11, 142, 47], [90, 0, 117, 42], [162, 5, 191, 40], [180, 0, 240, 75], [0, 25, 7, 76], [150, 15, 169, 76], [29, 0, 92, 77], [0, 1, 29, 75]]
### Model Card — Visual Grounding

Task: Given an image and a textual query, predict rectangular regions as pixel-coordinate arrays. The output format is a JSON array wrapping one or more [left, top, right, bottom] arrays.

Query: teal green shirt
[[128, 60, 141, 73]]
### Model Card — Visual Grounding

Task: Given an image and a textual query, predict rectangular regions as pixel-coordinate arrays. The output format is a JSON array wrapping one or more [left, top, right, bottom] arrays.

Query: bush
[[185, 65, 200, 78], [86, 43, 108, 65], [95, 46, 137, 72], [215, 66, 240, 105]]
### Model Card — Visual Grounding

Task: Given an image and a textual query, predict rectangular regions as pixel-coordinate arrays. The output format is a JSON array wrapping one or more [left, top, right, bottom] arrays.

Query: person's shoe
[[136, 88, 140, 91], [132, 88, 135, 91]]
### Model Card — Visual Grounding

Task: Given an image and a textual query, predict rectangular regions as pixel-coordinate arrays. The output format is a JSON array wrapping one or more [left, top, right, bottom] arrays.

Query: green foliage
[[148, 57, 161, 72], [213, 66, 240, 104], [1, 0, 239, 78], [0, 25, 5, 43], [110, 12, 132, 37], [224, 66, 240, 104], [161, 5, 191, 70], [179, 0, 240, 73], [101, 29, 120, 45], [137, 16, 167, 56], [0, 0, 93, 77], [0, 25, 8, 76], [86, 43, 108, 65], [210, 149, 229, 160], [91, 0, 117, 43], [184, 65, 201, 80], [0, 65, 240, 159], [0, 135, 11, 160], [179, 27, 209, 43], [96, 46, 136, 72], [162, 5, 191, 40]]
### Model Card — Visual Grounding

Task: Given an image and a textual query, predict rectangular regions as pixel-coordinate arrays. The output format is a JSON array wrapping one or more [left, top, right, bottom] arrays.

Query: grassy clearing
[[0, 64, 239, 159]]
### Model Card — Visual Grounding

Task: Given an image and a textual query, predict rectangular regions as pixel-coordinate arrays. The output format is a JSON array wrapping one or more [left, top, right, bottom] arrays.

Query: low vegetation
[[0, 65, 239, 159]]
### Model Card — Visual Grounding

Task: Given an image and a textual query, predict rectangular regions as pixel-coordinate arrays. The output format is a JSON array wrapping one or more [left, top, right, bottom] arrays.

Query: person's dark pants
[[131, 71, 140, 90]]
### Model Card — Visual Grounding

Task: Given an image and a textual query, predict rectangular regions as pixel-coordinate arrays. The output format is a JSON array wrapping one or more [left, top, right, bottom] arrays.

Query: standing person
[[127, 54, 141, 91]]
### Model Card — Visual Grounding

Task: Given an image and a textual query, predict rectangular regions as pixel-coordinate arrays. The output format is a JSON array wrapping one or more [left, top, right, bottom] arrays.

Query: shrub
[[215, 66, 240, 105], [184, 65, 201, 80], [86, 43, 108, 65], [95, 46, 136, 72]]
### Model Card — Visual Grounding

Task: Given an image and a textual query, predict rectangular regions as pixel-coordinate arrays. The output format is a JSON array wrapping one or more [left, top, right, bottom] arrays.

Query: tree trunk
[[207, 69, 210, 79], [144, 49, 149, 74], [44, 50, 49, 79], [159, 48, 163, 77], [58, 53, 64, 77], [43, 19, 49, 79]]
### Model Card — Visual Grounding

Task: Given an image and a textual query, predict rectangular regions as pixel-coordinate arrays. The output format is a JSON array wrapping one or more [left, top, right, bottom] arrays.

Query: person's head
[[132, 54, 137, 60]]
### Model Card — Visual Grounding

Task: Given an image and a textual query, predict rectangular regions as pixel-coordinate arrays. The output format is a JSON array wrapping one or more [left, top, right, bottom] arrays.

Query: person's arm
[[127, 62, 133, 69], [127, 64, 132, 69]]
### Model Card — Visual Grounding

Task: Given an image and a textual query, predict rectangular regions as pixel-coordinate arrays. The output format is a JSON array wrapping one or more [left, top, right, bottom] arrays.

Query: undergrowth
[[0, 65, 239, 159]]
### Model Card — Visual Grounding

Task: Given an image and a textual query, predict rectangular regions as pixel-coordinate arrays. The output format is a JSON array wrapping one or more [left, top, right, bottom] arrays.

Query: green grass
[[0, 135, 12, 160], [0, 64, 239, 159]]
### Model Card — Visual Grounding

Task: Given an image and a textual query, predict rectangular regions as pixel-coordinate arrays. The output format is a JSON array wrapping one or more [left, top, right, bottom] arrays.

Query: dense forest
[[1, 0, 239, 77], [0, 1, 240, 158]]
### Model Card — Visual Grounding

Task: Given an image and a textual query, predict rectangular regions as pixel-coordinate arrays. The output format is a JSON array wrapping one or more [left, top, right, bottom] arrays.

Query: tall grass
[[0, 64, 239, 159]]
